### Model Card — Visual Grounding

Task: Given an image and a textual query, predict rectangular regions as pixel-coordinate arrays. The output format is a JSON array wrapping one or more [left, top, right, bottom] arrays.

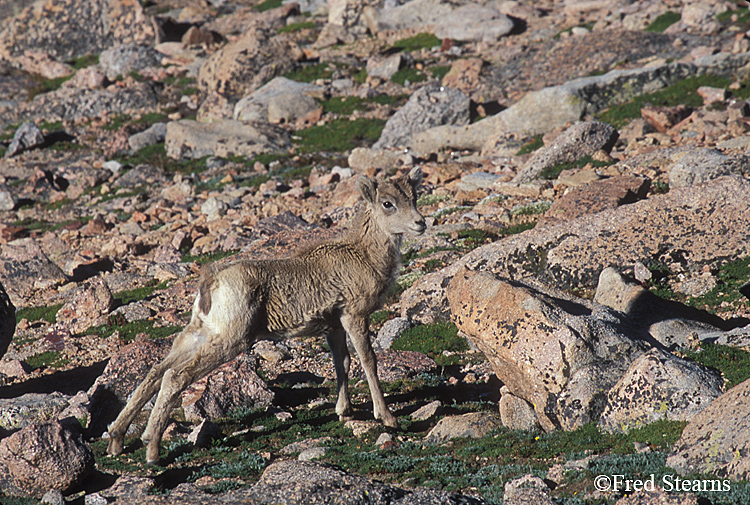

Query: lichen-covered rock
[[0, 238, 67, 305], [448, 268, 649, 431], [165, 119, 290, 160], [0, 418, 94, 498], [425, 411, 502, 444], [0, 0, 154, 64], [402, 176, 750, 324], [667, 377, 750, 481], [374, 83, 470, 150], [182, 353, 274, 423], [598, 348, 723, 433], [197, 27, 302, 102], [0, 392, 71, 431], [55, 277, 116, 334], [668, 148, 750, 188]]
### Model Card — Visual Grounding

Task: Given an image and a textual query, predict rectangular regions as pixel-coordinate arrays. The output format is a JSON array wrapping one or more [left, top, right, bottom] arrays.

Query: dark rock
[[4, 122, 45, 157], [0, 279, 14, 359], [0, 418, 94, 498]]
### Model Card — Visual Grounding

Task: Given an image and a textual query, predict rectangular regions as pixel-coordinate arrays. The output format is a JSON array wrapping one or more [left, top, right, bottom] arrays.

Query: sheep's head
[[357, 166, 426, 236]]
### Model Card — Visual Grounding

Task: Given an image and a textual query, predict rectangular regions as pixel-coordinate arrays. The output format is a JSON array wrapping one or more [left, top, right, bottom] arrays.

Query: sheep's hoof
[[107, 436, 124, 456]]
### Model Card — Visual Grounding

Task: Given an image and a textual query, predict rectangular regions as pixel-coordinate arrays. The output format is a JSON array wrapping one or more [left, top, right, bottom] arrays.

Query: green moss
[[429, 65, 451, 80], [69, 53, 99, 70], [392, 322, 469, 365], [87, 319, 182, 342], [26, 350, 70, 370], [717, 6, 750, 25], [293, 118, 385, 153], [255, 0, 283, 11], [28, 74, 73, 100], [115, 280, 169, 305], [417, 194, 450, 207], [278, 20, 317, 33], [645, 11, 681, 32], [181, 249, 239, 265], [539, 155, 615, 180], [689, 257, 750, 312], [321, 96, 365, 115], [391, 67, 427, 86], [599, 74, 733, 129], [283, 63, 333, 83], [511, 201, 551, 216], [682, 342, 750, 389], [391, 33, 441, 52], [516, 135, 544, 156]]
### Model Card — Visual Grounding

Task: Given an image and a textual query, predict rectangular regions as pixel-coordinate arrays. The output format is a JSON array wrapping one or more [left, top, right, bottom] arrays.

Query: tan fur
[[107, 167, 425, 464]]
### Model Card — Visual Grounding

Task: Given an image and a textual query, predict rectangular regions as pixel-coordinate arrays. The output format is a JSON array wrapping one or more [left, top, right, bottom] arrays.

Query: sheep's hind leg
[[327, 328, 353, 421]]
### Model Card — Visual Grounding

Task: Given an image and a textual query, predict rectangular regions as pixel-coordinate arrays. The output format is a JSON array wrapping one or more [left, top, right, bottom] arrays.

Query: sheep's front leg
[[326, 328, 352, 421], [342, 313, 397, 428]]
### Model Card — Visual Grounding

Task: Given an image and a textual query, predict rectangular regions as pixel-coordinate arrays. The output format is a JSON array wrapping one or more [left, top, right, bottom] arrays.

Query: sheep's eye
[[382, 201, 394, 209]]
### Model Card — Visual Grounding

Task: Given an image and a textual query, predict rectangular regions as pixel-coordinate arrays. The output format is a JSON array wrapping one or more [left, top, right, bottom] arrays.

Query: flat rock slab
[[402, 176, 750, 324], [165, 119, 290, 160]]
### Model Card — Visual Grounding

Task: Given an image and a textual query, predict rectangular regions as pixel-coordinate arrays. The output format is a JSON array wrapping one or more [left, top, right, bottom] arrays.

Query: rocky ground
[[2, 0, 750, 503]]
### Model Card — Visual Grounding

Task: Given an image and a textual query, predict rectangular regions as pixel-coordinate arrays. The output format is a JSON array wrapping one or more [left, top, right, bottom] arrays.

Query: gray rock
[[498, 386, 541, 431], [594, 267, 726, 349], [0, 280, 14, 359], [0, 238, 68, 305], [410, 399, 441, 421], [182, 353, 274, 423], [512, 121, 619, 183], [425, 411, 502, 444], [374, 83, 470, 149], [0, 0, 154, 62], [165, 119, 290, 160], [84, 493, 108, 505], [504, 474, 555, 505], [201, 196, 229, 220], [267, 93, 319, 124], [377, 0, 466, 31], [0, 392, 71, 431], [0, 184, 14, 210], [448, 269, 649, 431], [128, 123, 167, 152], [598, 348, 723, 433], [402, 176, 750, 325], [41, 489, 65, 505], [99, 474, 155, 500], [667, 377, 750, 480], [366, 53, 407, 80], [187, 419, 221, 448], [455, 172, 503, 191], [374, 316, 411, 350], [234, 77, 323, 122], [409, 123, 490, 155], [4, 122, 45, 157], [298, 447, 327, 461], [348, 147, 406, 171], [99, 44, 161, 81], [14, 82, 161, 123], [0, 418, 94, 498], [668, 148, 750, 188], [433, 4, 515, 43]]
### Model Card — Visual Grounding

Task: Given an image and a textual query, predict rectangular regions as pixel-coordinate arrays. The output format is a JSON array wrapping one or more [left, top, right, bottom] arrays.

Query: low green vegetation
[[645, 11, 681, 33], [283, 62, 333, 83], [391, 67, 427, 86], [690, 257, 750, 312], [181, 249, 239, 265], [540, 155, 616, 180], [87, 318, 182, 342], [15, 304, 63, 324], [391, 322, 469, 365], [391, 33, 441, 52], [429, 65, 451, 80], [682, 342, 750, 389], [516, 135, 544, 156], [293, 118, 385, 153], [717, 6, 750, 25], [599, 74, 733, 129], [25, 350, 69, 370], [115, 280, 169, 306], [278, 20, 317, 34], [255, 0, 282, 12]]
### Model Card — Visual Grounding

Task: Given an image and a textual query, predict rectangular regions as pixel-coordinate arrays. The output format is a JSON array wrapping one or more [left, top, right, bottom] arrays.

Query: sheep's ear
[[357, 176, 377, 204], [407, 166, 423, 189]]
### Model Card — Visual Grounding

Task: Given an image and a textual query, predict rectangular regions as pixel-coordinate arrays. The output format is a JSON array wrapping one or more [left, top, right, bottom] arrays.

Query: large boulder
[[668, 148, 750, 188], [197, 27, 302, 103], [512, 121, 619, 183], [597, 348, 723, 433], [402, 176, 750, 325], [373, 83, 470, 150], [447, 268, 650, 431], [0, 238, 67, 306], [0, 418, 94, 498], [165, 119, 291, 160], [667, 377, 750, 480], [0, 0, 154, 65]]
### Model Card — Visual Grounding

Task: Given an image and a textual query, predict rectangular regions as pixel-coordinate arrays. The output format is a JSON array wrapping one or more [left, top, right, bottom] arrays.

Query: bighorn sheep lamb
[[107, 167, 426, 464]]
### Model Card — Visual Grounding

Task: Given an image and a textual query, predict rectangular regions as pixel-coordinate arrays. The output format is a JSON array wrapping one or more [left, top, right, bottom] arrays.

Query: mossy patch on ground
[[293, 118, 385, 153]]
